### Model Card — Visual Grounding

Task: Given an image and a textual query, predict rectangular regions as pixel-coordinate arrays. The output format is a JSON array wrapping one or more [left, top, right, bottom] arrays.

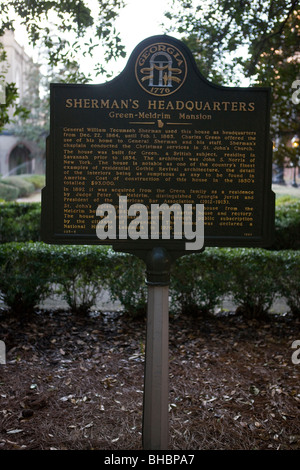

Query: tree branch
[[247, 0, 299, 75]]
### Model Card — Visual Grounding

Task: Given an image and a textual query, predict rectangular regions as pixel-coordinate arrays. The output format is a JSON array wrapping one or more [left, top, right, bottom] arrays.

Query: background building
[[0, 30, 44, 177]]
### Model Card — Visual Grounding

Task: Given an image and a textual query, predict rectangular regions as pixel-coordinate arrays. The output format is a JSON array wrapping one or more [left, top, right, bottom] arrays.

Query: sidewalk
[[16, 189, 42, 203], [0, 290, 289, 315]]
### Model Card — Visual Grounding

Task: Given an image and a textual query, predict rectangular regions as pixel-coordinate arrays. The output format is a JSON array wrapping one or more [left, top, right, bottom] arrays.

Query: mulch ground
[[0, 307, 299, 451]]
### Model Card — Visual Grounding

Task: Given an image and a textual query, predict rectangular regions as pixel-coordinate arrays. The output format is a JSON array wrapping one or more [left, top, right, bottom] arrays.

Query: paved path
[[16, 190, 41, 203], [0, 291, 290, 315]]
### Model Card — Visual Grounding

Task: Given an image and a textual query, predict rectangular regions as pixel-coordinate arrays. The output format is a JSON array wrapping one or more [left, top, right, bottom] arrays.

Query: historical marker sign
[[41, 35, 275, 252], [41, 35, 275, 451]]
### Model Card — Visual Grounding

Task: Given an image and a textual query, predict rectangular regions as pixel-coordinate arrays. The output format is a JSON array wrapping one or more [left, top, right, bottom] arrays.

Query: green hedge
[[0, 202, 41, 242], [0, 176, 35, 198], [275, 250, 300, 316], [0, 243, 112, 316], [170, 249, 227, 316], [0, 199, 299, 249], [107, 251, 147, 317], [0, 243, 299, 319], [0, 242, 53, 315], [219, 248, 278, 318], [170, 248, 282, 318], [19, 174, 45, 190], [50, 244, 113, 315], [0, 182, 20, 201], [0, 175, 44, 202], [270, 200, 300, 250]]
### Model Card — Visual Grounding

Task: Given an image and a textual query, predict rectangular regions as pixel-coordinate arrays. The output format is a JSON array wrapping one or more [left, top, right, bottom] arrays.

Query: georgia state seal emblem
[[135, 42, 187, 96]]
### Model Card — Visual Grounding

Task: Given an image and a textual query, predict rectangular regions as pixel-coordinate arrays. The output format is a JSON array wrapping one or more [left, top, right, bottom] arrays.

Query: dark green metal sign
[[41, 35, 274, 253]]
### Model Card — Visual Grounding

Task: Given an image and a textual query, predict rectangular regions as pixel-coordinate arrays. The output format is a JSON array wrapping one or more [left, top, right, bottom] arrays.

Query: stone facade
[[0, 30, 43, 176]]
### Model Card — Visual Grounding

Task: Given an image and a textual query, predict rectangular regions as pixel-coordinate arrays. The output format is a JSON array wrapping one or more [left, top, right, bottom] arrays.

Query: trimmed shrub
[[51, 245, 112, 315], [0, 182, 20, 201], [0, 242, 53, 315], [276, 195, 299, 205], [0, 243, 113, 315], [0, 202, 41, 242], [224, 248, 278, 319], [1, 176, 35, 197], [20, 174, 45, 190], [107, 251, 147, 318], [0, 243, 298, 319], [276, 250, 300, 317], [170, 248, 291, 319], [170, 249, 227, 316], [0, 198, 299, 250], [271, 200, 300, 250]]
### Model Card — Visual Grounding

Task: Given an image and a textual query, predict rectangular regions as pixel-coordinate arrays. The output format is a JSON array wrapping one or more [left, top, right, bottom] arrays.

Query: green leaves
[[106, 252, 147, 318], [170, 250, 227, 316], [166, 0, 299, 82], [224, 248, 278, 318], [276, 249, 300, 315], [0, 242, 53, 315], [272, 200, 300, 250], [0, 82, 30, 132], [51, 244, 113, 315], [0, 242, 299, 319], [171, 247, 300, 319], [0, 0, 126, 86], [0, 202, 41, 241], [165, 0, 300, 167], [0, 243, 113, 315]]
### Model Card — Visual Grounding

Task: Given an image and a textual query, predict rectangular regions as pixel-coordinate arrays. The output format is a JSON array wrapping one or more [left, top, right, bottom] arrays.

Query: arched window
[[9, 144, 32, 175]]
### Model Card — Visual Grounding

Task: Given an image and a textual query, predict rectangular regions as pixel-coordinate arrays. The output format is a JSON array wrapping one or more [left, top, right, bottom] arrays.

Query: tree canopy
[[0, 0, 126, 131], [0, 0, 126, 75], [165, 0, 299, 84], [165, 0, 300, 167]]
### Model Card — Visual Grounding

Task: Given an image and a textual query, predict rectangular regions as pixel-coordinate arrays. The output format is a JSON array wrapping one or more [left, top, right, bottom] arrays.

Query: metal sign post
[[142, 247, 171, 450]]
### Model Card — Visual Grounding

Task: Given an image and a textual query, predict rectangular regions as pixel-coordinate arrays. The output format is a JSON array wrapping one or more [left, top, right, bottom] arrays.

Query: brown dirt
[[0, 308, 299, 450]]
